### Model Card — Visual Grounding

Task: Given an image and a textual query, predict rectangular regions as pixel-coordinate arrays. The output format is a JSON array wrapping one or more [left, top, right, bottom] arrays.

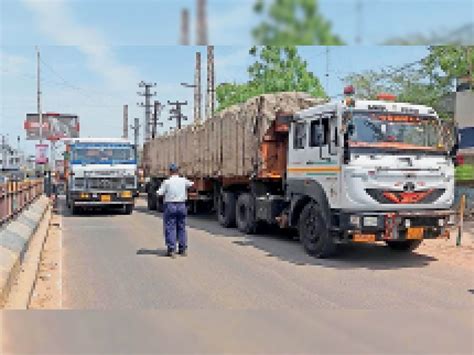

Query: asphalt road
[[4, 197, 473, 354]]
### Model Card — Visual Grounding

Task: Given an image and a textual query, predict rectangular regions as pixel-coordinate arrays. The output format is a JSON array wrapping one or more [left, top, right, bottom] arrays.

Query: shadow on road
[[135, 203, 438, 270], [57, 197, 127, 218], [137, 248, 168, 257]]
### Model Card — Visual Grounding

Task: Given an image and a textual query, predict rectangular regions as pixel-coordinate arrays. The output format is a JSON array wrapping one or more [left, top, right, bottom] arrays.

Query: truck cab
[[65, 138, 137, 214], [286, 92, 455, 256]]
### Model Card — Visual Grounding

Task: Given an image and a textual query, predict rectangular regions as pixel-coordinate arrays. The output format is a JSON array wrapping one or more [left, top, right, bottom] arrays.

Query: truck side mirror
[[311, 125, 324, 146]]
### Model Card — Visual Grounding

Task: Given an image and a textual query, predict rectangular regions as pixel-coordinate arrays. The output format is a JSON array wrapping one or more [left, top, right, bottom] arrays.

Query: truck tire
[[71, 204, 80, 215], [298, 201, 336, 258], [236, 193, 257, 234], [386, 240, 422, 252], [217, 191, 236, 227], [157, 197, 164, 213], [147, 192, 157, 210], [124, 204, 134, 215]]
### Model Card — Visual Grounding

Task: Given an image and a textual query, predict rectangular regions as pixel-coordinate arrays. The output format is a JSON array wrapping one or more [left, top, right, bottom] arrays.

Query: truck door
[[288, 112, 341, 208]]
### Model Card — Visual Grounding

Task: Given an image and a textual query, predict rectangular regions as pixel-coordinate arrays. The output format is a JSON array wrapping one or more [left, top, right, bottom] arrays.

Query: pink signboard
[[35, 144, 49, 164]]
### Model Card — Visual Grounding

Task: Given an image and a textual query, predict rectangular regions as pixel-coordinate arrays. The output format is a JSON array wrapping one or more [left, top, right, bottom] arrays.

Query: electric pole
[[206, 45, 215, 119], [152, 100, 164, 139], [196, 0, 208, 45], [181, 51, 202, 125], [36, 46, 43, 144], [122, 104, 129, 139], [130, 118, 141, 162], [195, 52, 202, 124], [180, 8, 190, 45], [325, 46, 330, 94], [137, 81, 157, 143], [168, 101, 188, 130]]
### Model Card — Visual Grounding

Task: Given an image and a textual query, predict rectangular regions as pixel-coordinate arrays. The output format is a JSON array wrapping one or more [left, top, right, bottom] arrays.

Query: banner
[[35, 144, 49, 164], [25, 113, 80, 141]]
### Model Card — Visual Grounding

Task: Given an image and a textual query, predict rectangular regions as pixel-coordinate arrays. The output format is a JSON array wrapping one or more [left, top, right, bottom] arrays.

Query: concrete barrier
[[0, 196, 50, 307]]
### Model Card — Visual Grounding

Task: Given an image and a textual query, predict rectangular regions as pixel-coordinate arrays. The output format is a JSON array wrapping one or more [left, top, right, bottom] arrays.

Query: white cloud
[[208, 0, 255, 45], [21, 0, 140, 89], [0, 52, 30, 76], [215, 47, 251, 84]]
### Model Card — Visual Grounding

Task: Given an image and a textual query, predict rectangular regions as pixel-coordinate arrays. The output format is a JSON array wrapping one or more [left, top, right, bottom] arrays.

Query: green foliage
[[343, 46, 473, 118], [252, 0, 343, 45], [216, 46, 326, 111]]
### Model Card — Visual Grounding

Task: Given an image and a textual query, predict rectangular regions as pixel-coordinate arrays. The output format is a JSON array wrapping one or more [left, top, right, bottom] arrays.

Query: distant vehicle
[[144, 91, 456, 258], [64, 138, 138, 215]]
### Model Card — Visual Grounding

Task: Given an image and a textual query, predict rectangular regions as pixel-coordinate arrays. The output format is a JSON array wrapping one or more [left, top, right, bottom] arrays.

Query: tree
[[252, 0, 344, 45], [216, 46, 326, 111], [343, 46, 473, 117]]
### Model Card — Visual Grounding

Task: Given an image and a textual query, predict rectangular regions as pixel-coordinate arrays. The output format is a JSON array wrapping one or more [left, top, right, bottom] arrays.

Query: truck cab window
[[293, 122, 307, 149], [310, 118, 330, 147]]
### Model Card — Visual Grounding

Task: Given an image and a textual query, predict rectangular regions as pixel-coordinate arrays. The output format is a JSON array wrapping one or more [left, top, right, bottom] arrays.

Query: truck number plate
[[407, 227, 424, 240], [101, 194, 111, 202]]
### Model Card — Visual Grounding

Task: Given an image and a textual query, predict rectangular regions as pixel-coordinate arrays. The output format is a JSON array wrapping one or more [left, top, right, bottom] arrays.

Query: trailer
[[144, 91, 456, 257]]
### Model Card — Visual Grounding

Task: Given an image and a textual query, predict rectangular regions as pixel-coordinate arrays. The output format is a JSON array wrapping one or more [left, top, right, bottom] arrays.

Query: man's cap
[[169, 163, 178, 172]]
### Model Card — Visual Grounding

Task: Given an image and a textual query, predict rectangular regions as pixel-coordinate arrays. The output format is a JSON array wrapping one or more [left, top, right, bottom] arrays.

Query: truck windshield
[[72, 144, 135, 164], [349, 112, 445, 152]]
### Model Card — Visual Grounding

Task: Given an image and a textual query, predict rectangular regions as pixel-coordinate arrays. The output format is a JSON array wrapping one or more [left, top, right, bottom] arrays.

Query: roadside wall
[[0, 196, 50, 307]]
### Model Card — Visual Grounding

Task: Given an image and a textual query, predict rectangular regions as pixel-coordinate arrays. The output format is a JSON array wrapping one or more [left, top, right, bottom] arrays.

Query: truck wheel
[[157, 197, 164, 213], [298, 202, 336, 258], [147, 193, 157, 210], [71, 205, 80, 215], [236, 193, 257, 234], [217, 191, 236, 227], [124, 204, 134, 215], [386, 240, 422, 252]]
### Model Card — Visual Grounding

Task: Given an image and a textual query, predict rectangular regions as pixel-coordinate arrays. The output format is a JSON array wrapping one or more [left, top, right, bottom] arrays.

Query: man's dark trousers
[[163, 202, 187, 251]]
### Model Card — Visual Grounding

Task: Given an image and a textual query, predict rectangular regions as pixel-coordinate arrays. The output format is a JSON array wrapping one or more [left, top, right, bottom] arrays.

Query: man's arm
[[157, 180, 167, 196], [185, 178, 194, 188]]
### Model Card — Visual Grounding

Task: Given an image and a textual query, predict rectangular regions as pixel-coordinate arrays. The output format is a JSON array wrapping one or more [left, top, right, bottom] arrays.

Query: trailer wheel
[[147, 192, 157, 210], [236, 193, 257, 234], [298, 202, 336, 258], [217, 191, 236, 227], [124, 204, 134, 215], [386, 240, 422, 252]]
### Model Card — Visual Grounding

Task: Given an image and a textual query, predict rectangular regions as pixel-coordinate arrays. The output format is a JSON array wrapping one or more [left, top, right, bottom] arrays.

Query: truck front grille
[[86, 177, 135, 190], [365, 189, 445, 204]]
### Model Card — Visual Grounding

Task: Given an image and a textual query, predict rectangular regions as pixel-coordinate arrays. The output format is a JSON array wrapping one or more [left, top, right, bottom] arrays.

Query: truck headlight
[[405, 219, 411, 228], [363, 216, 378, 227], [350, 215, 360, 227]]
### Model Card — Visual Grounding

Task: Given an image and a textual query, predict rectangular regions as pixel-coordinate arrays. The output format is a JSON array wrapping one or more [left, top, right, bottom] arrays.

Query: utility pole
[[195, 52, 202, 124], [152, 100, 164, 139], [180, 8, 190, 45], [167, 101, 188, 130], [196, 0, 208, 45], [122, 104, 129, 139], [130, 118, 141, 162], [181, 51, 202, 124], [468, 46, 473, 91], [36, 46, 43, 144], [137, 81, 157, 143], [355, 0, 363, 45], [1, 135, 7, 171], [325, 46, 330, 95], [206, 45, 215, 119]]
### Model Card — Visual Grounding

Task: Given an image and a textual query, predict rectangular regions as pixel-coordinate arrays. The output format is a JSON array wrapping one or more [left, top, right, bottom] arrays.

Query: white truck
[[65, 138, 137, 214], [145, 90, 456, 257]]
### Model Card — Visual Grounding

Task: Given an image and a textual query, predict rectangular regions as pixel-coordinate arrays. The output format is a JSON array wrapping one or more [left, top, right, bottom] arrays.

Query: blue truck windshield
[[71, 143, 135, 164]]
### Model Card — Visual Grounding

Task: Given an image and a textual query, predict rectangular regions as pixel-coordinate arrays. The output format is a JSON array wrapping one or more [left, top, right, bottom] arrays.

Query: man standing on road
[[157, 163, 194, 258]]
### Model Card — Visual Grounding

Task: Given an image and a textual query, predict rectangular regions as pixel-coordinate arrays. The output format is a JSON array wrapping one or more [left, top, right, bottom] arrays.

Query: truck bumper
[[335, 210, 456, 243], [70, 191, 135, 207]]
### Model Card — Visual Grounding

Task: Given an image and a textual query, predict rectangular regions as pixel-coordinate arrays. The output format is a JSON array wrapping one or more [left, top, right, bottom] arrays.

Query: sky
[[1, 0, 471, 156]]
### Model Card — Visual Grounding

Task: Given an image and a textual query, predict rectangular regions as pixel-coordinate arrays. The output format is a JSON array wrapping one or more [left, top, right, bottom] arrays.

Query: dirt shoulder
[[416, 221, 474, 271], [28, 211, 62, 309]]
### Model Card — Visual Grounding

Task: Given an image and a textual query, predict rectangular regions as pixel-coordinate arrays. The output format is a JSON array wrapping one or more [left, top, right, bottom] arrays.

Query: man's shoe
[[167, 249, 176, 258], [178, 249, 187, 257]]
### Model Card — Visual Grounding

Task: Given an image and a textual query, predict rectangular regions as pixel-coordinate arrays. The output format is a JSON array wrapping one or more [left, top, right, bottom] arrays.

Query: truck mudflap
[[335, 210, 456, 243]]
